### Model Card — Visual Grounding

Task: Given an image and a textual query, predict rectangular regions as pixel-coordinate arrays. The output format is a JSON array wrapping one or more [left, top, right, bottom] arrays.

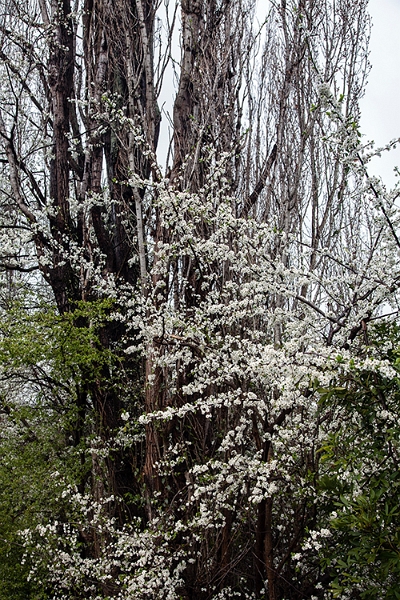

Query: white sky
[[360, 0, 400, 187]]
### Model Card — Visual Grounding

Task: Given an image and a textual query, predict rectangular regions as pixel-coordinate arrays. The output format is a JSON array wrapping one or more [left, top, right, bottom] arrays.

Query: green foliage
[[0, 298, 117, 599], [0, 400, 83, 599], [0, 298, 116, 387], [318, 323, 400, 599]]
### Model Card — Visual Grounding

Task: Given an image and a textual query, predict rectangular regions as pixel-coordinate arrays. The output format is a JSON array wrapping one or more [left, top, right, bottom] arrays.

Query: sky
[[360, 0, 400, 187]]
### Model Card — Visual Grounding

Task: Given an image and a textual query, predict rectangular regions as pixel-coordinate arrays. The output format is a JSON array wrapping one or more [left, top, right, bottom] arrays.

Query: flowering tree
[[0, 0, 399, 598]]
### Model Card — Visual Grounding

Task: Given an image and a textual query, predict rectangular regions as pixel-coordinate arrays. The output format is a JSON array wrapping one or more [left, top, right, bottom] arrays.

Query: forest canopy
[[0, 0, 399, 598]]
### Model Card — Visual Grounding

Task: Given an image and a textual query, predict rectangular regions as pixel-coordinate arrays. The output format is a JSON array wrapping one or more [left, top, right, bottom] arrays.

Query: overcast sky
[[360, 0, 400, 186]]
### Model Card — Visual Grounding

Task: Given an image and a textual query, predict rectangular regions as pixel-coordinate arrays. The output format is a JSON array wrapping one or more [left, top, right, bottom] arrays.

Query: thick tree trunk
[[47, 0, 78, 312]]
